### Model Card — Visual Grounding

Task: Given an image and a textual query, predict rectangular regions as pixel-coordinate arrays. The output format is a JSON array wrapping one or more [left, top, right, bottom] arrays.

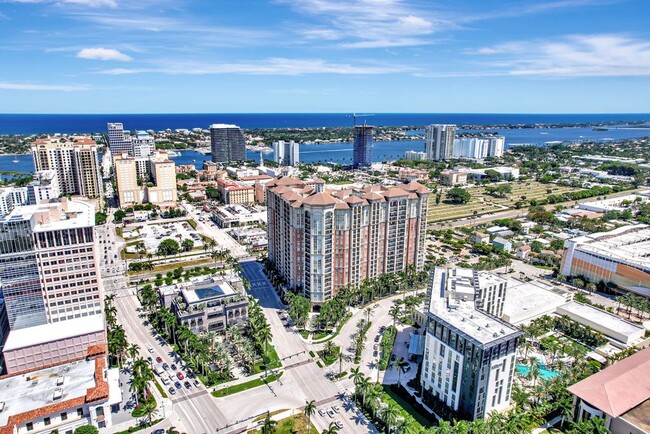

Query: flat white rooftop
[[0, 359, 97, 427], [3, 315, 105, 351], [1, 199, 94, 231], [427, 268, 520, 346], [209, 123, 240, 129], [502, 278, 570, 325], [182, 281, 236, 304], [569, 224, 650, 268], [557, 301, 645, 341]]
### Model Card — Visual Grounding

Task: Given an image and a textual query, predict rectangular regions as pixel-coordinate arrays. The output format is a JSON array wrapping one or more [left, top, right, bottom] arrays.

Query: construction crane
[[350, 113, 375, 126]]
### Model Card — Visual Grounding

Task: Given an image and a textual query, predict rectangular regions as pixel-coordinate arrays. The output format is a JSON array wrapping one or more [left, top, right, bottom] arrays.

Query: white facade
[[425, 124, 456, 161], [273, 140, 300, 166], [404, 150, 428, 160], [131, 130, 155, 158], [452, 136, 505, 160]]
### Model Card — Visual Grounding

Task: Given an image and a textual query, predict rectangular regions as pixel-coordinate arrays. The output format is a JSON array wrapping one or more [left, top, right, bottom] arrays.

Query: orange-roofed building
[[267, 178, 430, 305]]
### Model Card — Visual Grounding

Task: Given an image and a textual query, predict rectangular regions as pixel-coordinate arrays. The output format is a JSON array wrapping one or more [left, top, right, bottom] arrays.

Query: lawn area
[[252, 345, 282, 373], [131, 395, 157, 418], [317, 347, 339, 366], [382, 385, 436, 429], [248, 413, 317, 434], [212, 372, 283, 397], [427, 181, 583, 223], [113, 419, 164, 434]]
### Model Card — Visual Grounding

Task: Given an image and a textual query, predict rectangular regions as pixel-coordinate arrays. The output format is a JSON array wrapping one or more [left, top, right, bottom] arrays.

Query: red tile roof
[[568, 346, 650, 417]]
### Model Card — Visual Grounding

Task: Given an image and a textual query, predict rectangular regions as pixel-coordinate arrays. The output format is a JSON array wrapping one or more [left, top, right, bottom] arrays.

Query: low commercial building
[[2, 316, 106, 374], [399, 168, 428, 182], [556, 301, 645, 347], [0, 349, 121, 434], [469, 232, 490, 245], [420, 267, 521, 420], [501, 279, 571, 325], [560, 224, 650, 298], [159, 277, 248, 335], [568, 346, 650, 434], [577, 194, 647, 213], [440, 169, 468, 186], [211, 204, 266, 228], [492, 237, 512, 252]]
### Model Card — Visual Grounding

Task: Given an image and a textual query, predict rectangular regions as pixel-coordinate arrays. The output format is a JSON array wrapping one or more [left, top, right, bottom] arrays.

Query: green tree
[[446, 187, 471, 204], [304, 400, 316, 434], [95, 212, 107, 225], [157, 238, 180, 256], [181, 238, 194, 252]]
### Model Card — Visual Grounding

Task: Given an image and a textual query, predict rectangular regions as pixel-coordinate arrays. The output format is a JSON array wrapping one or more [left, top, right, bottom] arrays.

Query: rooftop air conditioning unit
[[53, 388, 63, 401]]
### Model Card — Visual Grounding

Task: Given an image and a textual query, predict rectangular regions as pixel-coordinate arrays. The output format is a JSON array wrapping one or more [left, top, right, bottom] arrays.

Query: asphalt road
[[108, 259, 376, 433]]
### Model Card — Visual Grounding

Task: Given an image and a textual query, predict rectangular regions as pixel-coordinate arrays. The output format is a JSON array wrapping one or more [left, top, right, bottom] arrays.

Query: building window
[[26, 422, 34, 431], [61, 412, 67, 421], [96, 407, 104, 417], [44, 417, 51, 426], [77, 408, 83, 417]]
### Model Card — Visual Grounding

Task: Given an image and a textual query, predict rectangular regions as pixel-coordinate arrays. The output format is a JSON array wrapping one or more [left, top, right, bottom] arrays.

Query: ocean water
[[1, 113, 650, 135], [1, 113, 649, 174]]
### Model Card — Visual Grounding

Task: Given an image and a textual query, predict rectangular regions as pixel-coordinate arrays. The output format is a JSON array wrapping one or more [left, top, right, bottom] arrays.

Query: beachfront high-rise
[[266, 178, 430, 305], [425, 124, 456, 161], [352, 125, 373, 168], [0, 199, 106, 373], [420, 267, 521, 420], [107, 122, 133, 155], [30, 136, 102, 200], [210, 124, 246, 163]]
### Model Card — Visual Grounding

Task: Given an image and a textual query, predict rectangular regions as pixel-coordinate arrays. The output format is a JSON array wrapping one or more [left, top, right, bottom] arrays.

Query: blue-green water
[[516, 363, 559, 380]]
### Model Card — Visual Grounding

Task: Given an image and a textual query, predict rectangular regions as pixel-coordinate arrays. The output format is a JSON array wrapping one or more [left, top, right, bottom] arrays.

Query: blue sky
[[0, 0, 649, 113]]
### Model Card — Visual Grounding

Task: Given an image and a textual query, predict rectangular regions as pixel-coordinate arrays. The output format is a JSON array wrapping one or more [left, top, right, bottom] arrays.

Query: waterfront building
[[273, 140, 300, 166], [266, 178, 429, 305], [560, 224, 650, 298], [210, 124, 246, 163], [452, 136, 505, 160], [568, 346, 650, 434], [425, 124, 456, 161], [404, 150, 428, 161], [131, 130, 155, 158], [107, 122, 132, 155], [0, 349, 121, 433], [352, 125, 373, 168], [420, 267, 521, 420], [30, 136, 102, 201], [113, 151, 178, 206]]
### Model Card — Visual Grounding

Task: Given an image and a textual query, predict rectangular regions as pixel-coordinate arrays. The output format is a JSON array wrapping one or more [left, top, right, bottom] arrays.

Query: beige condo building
[[114, 151, 178, 206], [31, 136, 103, 200], [267, 178, 430, 305]]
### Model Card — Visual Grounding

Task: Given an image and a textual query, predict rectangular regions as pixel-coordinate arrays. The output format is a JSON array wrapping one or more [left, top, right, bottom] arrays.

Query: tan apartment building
[[114, 151, 177, 206], [31, 136, 102, 201], [266, 178, 430, 305], [216, 178, 254, 205]]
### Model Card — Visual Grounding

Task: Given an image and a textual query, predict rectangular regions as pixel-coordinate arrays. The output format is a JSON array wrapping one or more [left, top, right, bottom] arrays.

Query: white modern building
[[452, 136, 505, 160], [425, 124, 456, 161], [404, 150, 428, 161], [421, 267, 521, 420], [273, 140, 300, 166], [131, 130, 155, 158]]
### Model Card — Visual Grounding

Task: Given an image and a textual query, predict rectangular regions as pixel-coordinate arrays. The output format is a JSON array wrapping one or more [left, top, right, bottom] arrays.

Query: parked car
[[171, 364, 177, 370], [335, 421, 343, 429], [162, 363, 169, 370], [332, 405, 340, 413], [155, 356, 163, 363], [184, 381, 192, 389], [327, 409, 335, 418], [174, 381, 182, 389], [168, 387, 176, 395], [176, 372, 185, 380], [318, 409, 326, 417]]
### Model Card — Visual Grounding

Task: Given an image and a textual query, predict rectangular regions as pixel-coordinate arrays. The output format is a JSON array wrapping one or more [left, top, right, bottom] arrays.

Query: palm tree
[[127, 343, 140, 361], [383, 402, 401, 434], [304, 400, 316, 434], [364, 306, 375, 323], [388, 306, 401, 329], [140, 399, 158, 425], [165, 427, 181, 434], [392, 357, 408, 387], [349, 367, 364, 386], [321, 422, 340, 434], [261, 413, 276, 434], [337, 351, 347, 376]]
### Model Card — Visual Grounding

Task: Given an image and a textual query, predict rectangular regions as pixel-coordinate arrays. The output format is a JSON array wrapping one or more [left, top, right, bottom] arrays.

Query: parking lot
[[125, 220, 204, 254]]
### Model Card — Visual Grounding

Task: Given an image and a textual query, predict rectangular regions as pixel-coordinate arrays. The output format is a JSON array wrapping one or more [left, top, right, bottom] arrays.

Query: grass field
[[428, 181, 581, 223], [248, 413, 317, 434]]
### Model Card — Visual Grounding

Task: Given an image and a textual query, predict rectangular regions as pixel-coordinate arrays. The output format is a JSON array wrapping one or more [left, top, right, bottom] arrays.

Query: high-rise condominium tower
[[210, 124, 246, 163], [267, 178, 429, 305], [31, 136, 102, 200], [273, 140, 300, 166], [425, 124, 456, 161], [352, 125, 373, 168], [107, 122, 133, 155]]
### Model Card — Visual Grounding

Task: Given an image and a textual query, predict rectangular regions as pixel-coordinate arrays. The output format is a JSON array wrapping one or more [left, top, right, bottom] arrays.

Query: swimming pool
[[516, 362, 559, 380]]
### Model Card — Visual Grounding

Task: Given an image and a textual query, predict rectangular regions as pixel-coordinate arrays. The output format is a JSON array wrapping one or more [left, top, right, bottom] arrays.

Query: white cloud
[[99, 57, 414, 75], [473, 34, 650, 77], [77, 47, 132, 61], [5, 0, 118, 7], [0, 81, 89, 91]]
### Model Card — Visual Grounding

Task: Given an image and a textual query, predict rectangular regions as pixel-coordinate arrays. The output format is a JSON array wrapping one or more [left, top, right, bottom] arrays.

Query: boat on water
[[12, 159, 18, 163], [166, 150, 181, 157]]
